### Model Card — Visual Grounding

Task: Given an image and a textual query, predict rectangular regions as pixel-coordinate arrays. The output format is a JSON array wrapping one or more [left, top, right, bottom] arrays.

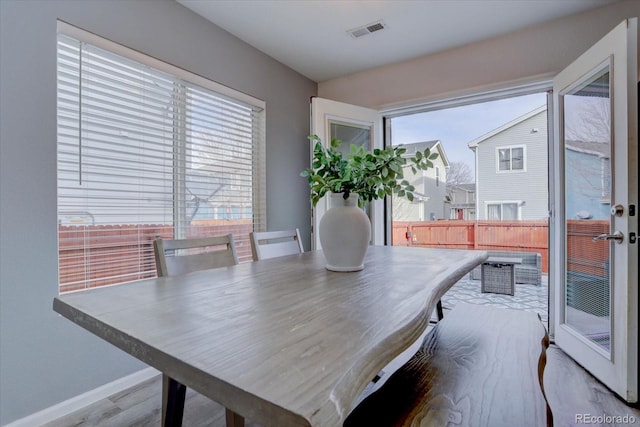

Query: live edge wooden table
[[53, 246, 487, 427]]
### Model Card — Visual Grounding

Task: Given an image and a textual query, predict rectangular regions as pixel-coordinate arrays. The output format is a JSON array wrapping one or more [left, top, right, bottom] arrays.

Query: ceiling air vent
[[348, 20, 385, 38]]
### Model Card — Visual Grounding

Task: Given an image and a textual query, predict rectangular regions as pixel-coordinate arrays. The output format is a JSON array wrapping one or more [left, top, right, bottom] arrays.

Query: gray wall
[[0, 0, 316, 423], [318, 1, 640, 109]]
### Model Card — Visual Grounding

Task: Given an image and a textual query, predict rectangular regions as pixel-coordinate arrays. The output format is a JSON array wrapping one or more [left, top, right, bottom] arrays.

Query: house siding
[[565, 148, 610, 220], [448, 185, 476, 219], [474, 109, 548, 220], [392, 170, 447, 221], [392, 142, 449, 221]]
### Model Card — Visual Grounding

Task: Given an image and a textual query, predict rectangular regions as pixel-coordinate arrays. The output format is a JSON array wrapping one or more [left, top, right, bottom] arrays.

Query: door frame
[[310, 97, 384, 250]]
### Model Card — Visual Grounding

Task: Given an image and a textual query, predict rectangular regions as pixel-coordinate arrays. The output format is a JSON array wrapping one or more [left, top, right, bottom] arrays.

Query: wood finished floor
[[44, 344, 639, 427]]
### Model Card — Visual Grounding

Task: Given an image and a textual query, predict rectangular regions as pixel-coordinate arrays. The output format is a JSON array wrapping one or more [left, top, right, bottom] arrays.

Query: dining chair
[[249, 228, 304, 261], [153, 234, 238, 277], [153, 234, 242, 427]]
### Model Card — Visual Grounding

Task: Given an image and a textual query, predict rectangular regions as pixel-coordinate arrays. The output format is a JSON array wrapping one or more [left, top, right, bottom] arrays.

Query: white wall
[[0, 1, 316, 424], [318, 1, 640, 109]]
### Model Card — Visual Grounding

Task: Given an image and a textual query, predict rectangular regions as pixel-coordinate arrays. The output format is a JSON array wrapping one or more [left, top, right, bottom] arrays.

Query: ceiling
[[177, 0, 620, 82]]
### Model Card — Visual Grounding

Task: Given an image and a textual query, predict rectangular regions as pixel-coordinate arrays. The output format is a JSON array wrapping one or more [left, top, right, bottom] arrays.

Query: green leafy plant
[[301, 135, 439, 207]]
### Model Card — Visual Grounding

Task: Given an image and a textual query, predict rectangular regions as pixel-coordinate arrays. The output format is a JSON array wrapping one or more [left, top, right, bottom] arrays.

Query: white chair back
[[153, 235, 238, 277], [250, 229, 303, 261]]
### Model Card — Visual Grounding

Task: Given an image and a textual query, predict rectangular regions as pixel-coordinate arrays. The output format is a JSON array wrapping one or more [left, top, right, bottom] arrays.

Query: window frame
[[485, 200, 522, 220], [56, 22, 266, 292], [496, 144, 527, 173]]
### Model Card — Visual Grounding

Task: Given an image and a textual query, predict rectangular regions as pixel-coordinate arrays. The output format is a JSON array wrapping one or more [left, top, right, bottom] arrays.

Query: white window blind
[[487, 202, 520, 220], [57, 26, 265, 293], [502, 203, 518, 220], [487, 204, 501, 220]]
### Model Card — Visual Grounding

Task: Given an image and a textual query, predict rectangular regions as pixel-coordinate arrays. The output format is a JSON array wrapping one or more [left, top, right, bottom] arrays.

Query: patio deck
[[441, 272, 549, 325]]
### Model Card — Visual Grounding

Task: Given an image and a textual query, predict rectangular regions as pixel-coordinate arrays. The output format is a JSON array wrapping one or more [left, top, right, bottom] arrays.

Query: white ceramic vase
[[319, 192, 371, 272]]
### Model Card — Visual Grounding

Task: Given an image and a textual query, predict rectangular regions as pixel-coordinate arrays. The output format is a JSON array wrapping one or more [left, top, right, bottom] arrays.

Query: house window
[[56, 24, 265, 293], [435, 166, 440, 186], [487, 202, 520, 220], [497, 146, 525, 172]]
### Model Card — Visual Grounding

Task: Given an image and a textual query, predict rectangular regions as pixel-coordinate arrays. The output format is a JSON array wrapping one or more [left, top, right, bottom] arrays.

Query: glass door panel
[[329, 120, 373, 221], [330, 120, 371, 151], [562, 63, 612, 354]]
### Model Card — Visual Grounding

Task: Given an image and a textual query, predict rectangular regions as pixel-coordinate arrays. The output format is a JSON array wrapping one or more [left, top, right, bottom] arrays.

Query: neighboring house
[[392, 140, 449, 221], [468, 105, 549, 220], [565, 140, 610, 220], [447, 183, 476, 220]]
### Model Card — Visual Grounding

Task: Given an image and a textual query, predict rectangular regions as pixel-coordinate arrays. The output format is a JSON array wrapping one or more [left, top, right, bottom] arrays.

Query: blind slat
[[57, 31, 265, 292]]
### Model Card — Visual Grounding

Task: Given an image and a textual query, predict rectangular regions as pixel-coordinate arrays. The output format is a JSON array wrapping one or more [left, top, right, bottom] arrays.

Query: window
[[57, 24, 265, 292], [497, 146, 525, 172], [486, 202, 520, 220], [435, 166, 440, 186]]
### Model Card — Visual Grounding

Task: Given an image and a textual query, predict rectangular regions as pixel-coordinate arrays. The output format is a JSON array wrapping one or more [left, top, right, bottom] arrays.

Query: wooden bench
[[345, 303, 552, 427]]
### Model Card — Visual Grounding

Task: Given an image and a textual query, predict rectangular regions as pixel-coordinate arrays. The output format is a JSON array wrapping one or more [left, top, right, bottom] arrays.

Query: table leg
[[226, 408, 245, 427], [162, 374, 186, 427]]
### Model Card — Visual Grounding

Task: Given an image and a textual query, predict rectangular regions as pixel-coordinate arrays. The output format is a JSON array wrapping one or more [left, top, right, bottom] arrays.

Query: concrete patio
[[441, 272, 549, 325]]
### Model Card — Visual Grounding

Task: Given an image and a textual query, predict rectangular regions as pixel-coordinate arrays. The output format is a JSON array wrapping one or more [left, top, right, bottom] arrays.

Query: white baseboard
[[5, 367, 160, 427]]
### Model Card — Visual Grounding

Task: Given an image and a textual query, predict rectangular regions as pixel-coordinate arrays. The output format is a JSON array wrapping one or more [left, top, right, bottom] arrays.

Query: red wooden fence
[[393, 219, 612, 277], [58, 221, 253, 293], [566, 219, 609, 277], [392, 220, 549, 273], [60, 219, 609, 292]]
